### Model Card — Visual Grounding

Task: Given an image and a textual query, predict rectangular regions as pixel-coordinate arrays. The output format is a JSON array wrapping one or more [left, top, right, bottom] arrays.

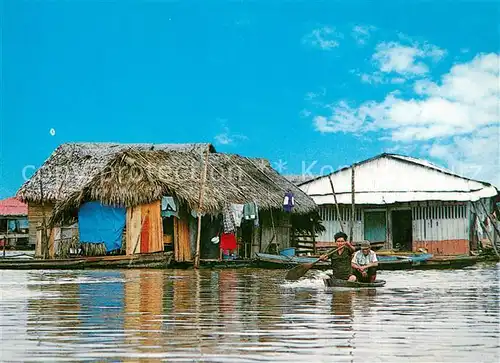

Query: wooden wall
[[174, 217, 192, 262], [126, 201, 163, 255], [28, 202, 54, 249]]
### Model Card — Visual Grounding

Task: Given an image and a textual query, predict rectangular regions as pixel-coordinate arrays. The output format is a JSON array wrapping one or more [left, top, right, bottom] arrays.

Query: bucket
[[279, 247, 296, 257]]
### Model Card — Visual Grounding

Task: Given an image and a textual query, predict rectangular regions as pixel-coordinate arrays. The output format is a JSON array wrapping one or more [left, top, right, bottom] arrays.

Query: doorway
[[364, 210, 387, 244], [391, 210, 413, 251]]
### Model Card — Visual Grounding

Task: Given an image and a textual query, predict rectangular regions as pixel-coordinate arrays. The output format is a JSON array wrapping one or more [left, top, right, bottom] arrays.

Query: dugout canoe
[[324, 276, 387, 288]]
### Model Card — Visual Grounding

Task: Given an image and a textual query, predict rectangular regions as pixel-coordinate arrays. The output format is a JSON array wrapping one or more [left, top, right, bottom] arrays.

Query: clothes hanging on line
[[243, 202, 258, 220], [161, 196, 179, 218], [231, 204, 244, 227], [223, 203, 236, 233], [283, 191, 295, 213]]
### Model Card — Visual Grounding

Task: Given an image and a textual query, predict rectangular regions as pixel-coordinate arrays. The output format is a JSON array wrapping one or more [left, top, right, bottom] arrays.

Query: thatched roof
[[17, 143, 317, 222], [16, 142, 216, 203], [285, 175, 319, 186]]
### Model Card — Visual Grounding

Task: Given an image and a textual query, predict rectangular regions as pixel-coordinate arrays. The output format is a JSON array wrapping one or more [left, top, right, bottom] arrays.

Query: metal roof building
[[299, 153, 497, 205], [298, 153, 498, 256]]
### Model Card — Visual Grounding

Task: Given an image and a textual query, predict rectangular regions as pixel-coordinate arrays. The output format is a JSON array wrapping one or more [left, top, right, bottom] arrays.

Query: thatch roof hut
[[17, 142, 216, 203], [17, 142, 317, 224]]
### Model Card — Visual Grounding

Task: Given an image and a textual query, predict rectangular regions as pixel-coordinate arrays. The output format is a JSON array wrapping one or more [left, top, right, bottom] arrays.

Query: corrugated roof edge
[[297, 153, 497, 189]]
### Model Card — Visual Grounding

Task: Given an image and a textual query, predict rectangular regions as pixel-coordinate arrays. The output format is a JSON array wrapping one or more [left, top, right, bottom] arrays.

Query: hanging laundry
[[243, 202, 258, 220], [230, 204, 244, 227], [161, 196, 179, 218], [223, 203, 236, 233], [283, 191, 295, 213], [253, 205, 260, 227], [475, 216, 483, 239]]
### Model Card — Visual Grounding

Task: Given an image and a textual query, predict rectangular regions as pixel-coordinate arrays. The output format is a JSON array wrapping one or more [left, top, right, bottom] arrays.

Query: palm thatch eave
[[48, 149, 317, 225]]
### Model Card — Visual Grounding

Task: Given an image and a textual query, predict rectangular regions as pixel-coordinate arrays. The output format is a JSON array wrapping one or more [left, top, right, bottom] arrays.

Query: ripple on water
[[0, 265, 498, 362]]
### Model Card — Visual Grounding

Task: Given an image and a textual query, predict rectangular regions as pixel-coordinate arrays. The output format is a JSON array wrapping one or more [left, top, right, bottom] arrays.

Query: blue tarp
[[78, 201, 126, 252]]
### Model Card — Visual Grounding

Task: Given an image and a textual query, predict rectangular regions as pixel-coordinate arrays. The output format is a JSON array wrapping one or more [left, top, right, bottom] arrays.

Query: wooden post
[[194, 145, 210, 269], [471, 202, 499, 259], [477, 200, 500, 259], [311, 222, 316, 255], [38, 170, 49, 259], [328, 175, 344, 233], [350, 165, 355, 243]]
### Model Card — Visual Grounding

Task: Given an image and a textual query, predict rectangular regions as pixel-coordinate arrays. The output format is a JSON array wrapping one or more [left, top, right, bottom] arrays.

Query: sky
[[1, 1, 499, 199]]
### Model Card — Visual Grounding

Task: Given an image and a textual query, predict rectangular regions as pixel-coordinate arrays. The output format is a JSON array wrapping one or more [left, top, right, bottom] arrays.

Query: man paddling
[[319, 231, 355, 280], [349, 240, 378, 283]]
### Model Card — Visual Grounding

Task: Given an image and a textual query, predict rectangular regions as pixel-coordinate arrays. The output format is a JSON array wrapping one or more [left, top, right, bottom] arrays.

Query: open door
[[391, 210, 412, 251]]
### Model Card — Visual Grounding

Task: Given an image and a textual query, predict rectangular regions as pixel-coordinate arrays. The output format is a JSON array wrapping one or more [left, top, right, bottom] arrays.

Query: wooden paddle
[[285, 245, 343, 281]]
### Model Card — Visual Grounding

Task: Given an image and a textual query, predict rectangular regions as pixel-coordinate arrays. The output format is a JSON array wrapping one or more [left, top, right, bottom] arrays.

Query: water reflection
[[0, 264, 498, 362]]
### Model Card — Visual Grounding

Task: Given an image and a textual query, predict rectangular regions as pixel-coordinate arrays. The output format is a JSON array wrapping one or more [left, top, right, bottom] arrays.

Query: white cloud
[[360, 71, 406, 85], [303, 26, 342, 50], [372, 41, 446, 77], [309, 52, 500, 185], [316, 53, 499, 140], [214, 122, 247, 146], [426, 126, 500, 186], [351, 25, 376, 45]]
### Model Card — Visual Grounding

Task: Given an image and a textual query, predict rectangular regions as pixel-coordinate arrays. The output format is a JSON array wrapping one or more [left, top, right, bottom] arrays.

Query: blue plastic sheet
[[78, 201, 126, 252]]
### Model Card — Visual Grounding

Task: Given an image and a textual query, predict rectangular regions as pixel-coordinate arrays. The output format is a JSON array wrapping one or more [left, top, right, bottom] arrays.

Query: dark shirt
[[330, 247, 353, 280]]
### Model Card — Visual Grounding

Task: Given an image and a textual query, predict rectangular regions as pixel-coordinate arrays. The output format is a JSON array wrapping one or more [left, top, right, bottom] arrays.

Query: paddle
[[285, 245, 343, 281]]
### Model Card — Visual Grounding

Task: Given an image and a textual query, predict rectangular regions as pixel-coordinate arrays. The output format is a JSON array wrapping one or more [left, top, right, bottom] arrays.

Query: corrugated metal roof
[[300, 154, 497, 205], [388, 154, 454, 174], [0, 197, 28, 216]]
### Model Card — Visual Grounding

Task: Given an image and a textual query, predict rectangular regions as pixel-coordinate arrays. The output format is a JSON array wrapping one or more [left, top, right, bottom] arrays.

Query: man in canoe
[[349, 240, 378, 283], [319, 231, 356, 280]]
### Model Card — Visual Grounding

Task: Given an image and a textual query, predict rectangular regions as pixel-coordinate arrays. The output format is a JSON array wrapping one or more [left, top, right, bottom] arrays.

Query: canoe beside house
[[15, 142, 320, 266]]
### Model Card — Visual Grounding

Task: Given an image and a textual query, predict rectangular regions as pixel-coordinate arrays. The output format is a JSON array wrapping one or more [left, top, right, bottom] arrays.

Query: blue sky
[[1, 1, 499, 199]]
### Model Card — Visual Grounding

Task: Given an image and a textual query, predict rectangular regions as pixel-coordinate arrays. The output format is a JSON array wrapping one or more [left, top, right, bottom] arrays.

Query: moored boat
[[0, 252, 173, 269], [253, 252, 330, 269]]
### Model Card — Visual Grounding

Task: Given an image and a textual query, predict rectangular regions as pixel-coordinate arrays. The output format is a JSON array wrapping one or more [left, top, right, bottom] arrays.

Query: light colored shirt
[[352, 250, 378, 266]]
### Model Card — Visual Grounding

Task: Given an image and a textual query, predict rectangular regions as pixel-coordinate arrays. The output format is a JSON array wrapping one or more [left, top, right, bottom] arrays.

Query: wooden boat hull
[[0, 252, 173, 270], [254, 253, 330, 270], [324, 277, 386, 288], [254, 252, 432, 271]]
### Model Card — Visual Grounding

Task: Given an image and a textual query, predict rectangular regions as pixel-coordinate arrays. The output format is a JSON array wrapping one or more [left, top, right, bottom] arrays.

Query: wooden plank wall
[[141, 201, 163, 253], [126, 201, 163, 255], [28, 202, 54, 247], [126, 205, 142, 255], [174, 217, 192, 262]]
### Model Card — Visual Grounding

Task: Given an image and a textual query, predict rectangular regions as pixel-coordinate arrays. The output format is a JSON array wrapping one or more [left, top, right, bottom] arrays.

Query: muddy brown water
[[0, 263, 498, 362]]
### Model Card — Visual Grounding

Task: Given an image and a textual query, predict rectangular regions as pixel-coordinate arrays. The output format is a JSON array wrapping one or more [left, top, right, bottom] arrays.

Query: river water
[[0, 263, 498, 362]]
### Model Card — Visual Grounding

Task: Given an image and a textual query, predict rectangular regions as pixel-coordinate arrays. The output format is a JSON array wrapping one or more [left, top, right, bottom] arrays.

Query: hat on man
[[361, 240, 371, 249]]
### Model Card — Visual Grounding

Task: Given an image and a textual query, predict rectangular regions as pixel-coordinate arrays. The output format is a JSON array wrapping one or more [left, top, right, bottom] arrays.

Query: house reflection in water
[[122, 270, 165, 356]]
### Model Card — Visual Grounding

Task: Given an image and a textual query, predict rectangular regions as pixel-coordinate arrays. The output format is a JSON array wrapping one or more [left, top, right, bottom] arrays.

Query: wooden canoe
[[323, 277, 386, 288], [0, 252, 173, 270]]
